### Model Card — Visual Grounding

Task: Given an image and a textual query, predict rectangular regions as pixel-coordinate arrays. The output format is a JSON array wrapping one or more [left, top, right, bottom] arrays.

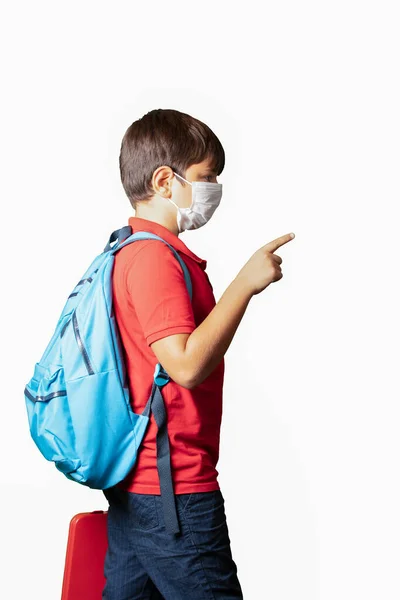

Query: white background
[[1, 1, 399, 598]]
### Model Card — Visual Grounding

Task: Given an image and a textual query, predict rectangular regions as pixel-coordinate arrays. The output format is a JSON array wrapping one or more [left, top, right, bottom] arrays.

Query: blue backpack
[[23, 224, 192, 535]]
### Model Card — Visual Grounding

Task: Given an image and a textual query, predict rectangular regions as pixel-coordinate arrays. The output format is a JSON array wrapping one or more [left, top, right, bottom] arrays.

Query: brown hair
[[119, 108, 225, 209]]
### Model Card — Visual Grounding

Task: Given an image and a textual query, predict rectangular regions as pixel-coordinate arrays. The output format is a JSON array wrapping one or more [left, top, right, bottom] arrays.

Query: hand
[[236, 232, 295, 296]]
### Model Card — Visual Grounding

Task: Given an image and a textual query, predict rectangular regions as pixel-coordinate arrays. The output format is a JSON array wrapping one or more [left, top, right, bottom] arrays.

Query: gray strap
[[142, 381, 181, 535]]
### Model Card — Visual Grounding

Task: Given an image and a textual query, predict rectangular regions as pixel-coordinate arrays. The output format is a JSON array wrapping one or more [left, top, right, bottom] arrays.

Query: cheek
[[173, 180, 193, 209], [183, 187, 193, 209]]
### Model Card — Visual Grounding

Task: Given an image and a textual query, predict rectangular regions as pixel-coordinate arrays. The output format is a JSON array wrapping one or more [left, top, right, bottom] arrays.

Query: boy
[[102, 108, 295, 599]]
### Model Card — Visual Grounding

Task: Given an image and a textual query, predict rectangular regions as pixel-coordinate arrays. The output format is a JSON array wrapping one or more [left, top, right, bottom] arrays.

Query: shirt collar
[[128, 216, 207, 270]]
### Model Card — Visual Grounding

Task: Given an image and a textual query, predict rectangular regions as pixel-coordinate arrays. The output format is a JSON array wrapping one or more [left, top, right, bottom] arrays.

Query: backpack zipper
[[72, 311, 95, 375]]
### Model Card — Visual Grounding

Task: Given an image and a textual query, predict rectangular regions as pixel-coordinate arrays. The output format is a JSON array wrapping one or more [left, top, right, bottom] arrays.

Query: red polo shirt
[[112, 216, 224, 495]]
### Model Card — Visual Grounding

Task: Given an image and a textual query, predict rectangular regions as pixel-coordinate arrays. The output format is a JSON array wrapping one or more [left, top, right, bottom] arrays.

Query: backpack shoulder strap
[[103, 225, 132, 253], [107, 227, 193, 301]]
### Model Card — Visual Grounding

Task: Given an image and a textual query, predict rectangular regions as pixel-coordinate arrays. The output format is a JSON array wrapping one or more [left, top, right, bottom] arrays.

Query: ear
[[152, 166, 175, 197]]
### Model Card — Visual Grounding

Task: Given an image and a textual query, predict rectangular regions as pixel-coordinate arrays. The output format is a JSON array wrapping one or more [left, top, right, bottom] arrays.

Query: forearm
[[183, 275, 253, 388]]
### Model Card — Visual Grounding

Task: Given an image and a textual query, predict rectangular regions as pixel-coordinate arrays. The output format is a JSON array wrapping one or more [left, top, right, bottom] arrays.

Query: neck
[[134, 200, 179, 237]]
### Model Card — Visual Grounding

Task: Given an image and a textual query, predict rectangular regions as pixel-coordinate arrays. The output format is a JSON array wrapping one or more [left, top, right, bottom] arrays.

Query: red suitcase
[[61, 510, 108, 600]]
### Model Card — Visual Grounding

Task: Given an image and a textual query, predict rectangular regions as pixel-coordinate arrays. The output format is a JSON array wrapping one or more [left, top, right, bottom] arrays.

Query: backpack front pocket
[[24, 362, 77, 464]]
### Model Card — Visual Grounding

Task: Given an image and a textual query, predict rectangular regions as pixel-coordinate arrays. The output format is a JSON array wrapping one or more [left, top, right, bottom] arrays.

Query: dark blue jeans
[[102, 487, 244, 599]]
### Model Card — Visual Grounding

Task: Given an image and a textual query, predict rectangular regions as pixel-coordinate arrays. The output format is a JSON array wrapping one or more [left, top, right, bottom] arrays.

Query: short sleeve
[[124, 241, 196, 346]]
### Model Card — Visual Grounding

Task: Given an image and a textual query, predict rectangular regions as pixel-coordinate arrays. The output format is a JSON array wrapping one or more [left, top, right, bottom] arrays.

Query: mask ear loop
[[173, 171, 192, 186], [172, 172, 195, 234]]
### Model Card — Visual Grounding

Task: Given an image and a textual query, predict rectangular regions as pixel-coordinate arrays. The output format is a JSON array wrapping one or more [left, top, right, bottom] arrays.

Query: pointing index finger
[[264, 233, 295, 253]]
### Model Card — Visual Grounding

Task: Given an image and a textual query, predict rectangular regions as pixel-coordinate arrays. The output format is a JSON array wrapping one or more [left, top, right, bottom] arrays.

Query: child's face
[[171, 157, 219, 210], [143, 156, 221, 235]]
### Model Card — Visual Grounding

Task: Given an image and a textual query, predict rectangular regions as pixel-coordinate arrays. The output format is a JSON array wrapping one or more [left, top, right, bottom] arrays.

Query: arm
[[149, 230, 296, 388], [150, 275, 253, 389]]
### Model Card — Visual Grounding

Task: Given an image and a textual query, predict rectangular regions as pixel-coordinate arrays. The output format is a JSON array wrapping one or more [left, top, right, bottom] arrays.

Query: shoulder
[[117, 238, 181, 272], [119, 239, 188, 290]]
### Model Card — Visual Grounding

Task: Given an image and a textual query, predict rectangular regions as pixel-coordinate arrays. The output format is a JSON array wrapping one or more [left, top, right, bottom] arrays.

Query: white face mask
[[166, 171, 223, 233]]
